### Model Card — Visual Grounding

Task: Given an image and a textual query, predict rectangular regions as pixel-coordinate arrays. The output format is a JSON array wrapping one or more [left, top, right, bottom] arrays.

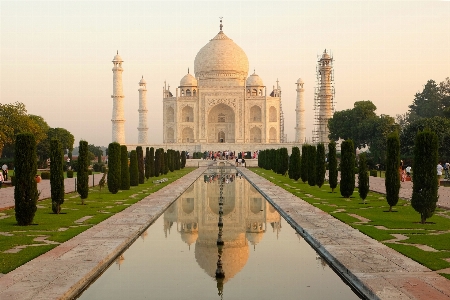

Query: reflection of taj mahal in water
[[163, 171, 281, 283]]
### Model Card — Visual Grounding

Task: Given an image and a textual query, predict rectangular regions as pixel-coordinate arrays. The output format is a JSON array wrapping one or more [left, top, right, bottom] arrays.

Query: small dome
[[246, 232, 264, 246], [181, 231, 198, 246], [113, 52, 123, 62], [297, 78, 304, 84], [322, 50, 330, 59], [180, 73, 197, 87], [246, 71, 264, 86], [139, 76, 146, 84]]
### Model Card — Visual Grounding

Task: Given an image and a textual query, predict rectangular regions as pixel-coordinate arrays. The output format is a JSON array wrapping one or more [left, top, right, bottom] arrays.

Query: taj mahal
[[112, 20, 335, 152]]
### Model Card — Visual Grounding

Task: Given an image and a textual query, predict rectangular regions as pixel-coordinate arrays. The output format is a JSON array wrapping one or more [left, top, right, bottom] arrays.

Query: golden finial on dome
[[219, 17, 223, 31]]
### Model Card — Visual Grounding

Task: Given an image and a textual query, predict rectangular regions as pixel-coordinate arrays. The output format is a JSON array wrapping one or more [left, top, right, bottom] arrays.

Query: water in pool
[[78, 168, 361, 299]]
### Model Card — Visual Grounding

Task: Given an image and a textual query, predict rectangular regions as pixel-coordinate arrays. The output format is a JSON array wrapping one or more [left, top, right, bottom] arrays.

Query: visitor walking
[[437, 162, 443, 187], [444, 161, 449, 179]]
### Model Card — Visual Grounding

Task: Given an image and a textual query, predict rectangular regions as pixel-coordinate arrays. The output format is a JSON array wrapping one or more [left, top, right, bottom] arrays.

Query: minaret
[[315, 49, 334, 144], [295, 78, 305, 143], [137, 76, 148, 144], [111, 51, 126, 144]]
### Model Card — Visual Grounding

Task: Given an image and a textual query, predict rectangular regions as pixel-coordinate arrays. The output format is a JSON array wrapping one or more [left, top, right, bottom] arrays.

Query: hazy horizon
[[1, 1, 449, 147]]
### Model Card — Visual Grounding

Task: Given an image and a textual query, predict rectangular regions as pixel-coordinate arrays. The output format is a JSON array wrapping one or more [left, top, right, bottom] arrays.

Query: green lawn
[[0, 168, 195, 274], [251, 168, 450, 275]]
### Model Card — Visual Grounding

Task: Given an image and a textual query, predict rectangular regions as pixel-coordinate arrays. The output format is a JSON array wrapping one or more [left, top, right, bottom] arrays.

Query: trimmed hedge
[[340, 139, 355, 198], [316, 143, 326, 188], [40, 172, 50, 179], [120, 145, 130, 190], [386, 131, 401, 211], [328, 141, 338, 193], [77, 140, 89, 202], [67, 170, 74, 178], [107, 142, 121, 194], [129, 150, 139, 186], [50, 139, 65, 214], [136, 146, 145, 184], [14, 133, 38, 226]]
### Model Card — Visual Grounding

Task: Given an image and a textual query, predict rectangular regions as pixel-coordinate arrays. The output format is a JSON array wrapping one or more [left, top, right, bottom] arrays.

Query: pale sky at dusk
[[1, 1, 449, 147]]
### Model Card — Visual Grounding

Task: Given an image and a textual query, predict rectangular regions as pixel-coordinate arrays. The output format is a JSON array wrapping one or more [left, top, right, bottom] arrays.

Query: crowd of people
[[203, 173, 242, 184]]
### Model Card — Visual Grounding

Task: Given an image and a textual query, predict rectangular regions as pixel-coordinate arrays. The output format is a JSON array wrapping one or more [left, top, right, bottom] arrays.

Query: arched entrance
[[208, 104, 235, 143], [218, 131, 225, 143]]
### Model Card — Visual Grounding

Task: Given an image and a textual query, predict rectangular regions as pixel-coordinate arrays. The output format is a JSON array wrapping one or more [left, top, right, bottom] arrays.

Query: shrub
[[154, 148, 160, 177], [88, 169, 93, 175], [93, 163, 104, 172], [149, 147, 155, 177], [277, 148, 289, 176], [175, 151, 181, 170], [107, 142, 121, 194], [40, 172, 50, 179], [50, 139, 65, 214], [10, 175, 16, 186], [120, 145, 130, 190], [358, 153, 369, 203], [385, 131, 401, 211], [168, 150, 175, 172], [129, 150, 139, 186], [163, 149, 169, 174], [288, 147, 301, 181], [328, 141, 338, 193], [316, 143, 326, 188], [181, 151, 186, 169], [136, 146, 145, 184], [370, 170, 378, 177], [412, 129, 438, 224], [14, 133, 38, 225], [307, 145, 317, 186], [67, 170, 74, 178], [301, 145, 308, 183], [101, 165, 107, 173], [77, 140, 90, 203], [145, 147, 150, 180], [340, 139, 355, 198]]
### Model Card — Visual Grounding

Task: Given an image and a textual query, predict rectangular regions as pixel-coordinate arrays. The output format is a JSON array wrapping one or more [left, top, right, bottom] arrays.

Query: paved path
[[366, 176, 450, 209], [0, 168, 205, 300], [240, 168, 450, 300], [0, 175, 102, 211]]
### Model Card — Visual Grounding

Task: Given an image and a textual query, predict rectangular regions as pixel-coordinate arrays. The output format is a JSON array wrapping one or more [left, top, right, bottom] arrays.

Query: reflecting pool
[[78, 168, 361, 299]]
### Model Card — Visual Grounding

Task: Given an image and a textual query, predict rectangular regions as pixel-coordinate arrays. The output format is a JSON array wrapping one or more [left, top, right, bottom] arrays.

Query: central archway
[[208, 104, 235, 143]]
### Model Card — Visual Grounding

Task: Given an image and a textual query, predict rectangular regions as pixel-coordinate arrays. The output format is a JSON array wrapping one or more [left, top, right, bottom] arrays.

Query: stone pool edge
[[239, 167, 450, 300], [0, 167, 206, 300]]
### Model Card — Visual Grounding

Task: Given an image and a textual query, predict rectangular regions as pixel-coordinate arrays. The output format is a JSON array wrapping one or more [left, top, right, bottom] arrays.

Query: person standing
[[437, 162, 443, 187], [0, 170, 4, 189]]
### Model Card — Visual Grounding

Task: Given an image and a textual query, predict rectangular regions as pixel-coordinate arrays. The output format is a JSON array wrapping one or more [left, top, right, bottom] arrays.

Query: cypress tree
[[279, 148, 289, 176], [78, 140, 90, 202], [308, 145, 317, 186], [411, 129, 439, 224], [159, 148, 166, 175], [176, 151, 181, 170], [340, 139, 355, 198], [154, 148, 161, 177], [14, 133, 38, 225], [385, 131, 400, 211], [50, 139, 65, 214], [167, 150, 173, 172], [136, 146, 145, 184], [328, 141, 338, 193], [145, 147, 150, 180], [181, 151, 186, 169], [150, 147, 155, 177], [316, 143, 326, 188], [129, 150, 139, 186], [107, 142, 121, 194], [269, 149, 276, 172], [120, 145, 130, 190], [289, 146, 301, 181], [358, 152, 369, 203], [164, 149, 169, 174], [301, 144, 308, 183]]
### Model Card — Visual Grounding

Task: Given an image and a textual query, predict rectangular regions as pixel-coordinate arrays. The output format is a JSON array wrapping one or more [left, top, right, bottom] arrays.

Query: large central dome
[[194, 30, 249, 82]]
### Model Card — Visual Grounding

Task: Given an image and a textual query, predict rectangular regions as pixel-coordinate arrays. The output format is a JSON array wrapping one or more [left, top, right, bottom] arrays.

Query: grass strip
[[0, 167, 195, 274], [251, 168, 450, 275]]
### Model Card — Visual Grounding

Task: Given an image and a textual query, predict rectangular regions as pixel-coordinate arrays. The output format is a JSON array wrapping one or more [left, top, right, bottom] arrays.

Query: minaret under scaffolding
[[137, 76, 148, 144], [111, 51, 126, 144], [313, 49, 335, 144], [295, 78, 305, 143]]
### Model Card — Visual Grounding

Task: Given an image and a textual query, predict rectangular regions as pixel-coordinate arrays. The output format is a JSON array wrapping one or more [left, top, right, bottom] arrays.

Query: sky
[[1, 0, 450, 147]]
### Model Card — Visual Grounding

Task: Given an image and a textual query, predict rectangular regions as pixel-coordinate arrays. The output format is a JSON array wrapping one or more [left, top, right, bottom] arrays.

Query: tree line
[[13, 133, 186, 226], [257, 129, 439, 224]]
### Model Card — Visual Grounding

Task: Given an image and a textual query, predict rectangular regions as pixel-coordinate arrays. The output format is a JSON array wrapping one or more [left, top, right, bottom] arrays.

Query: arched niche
[[167, 106, 174, 123], [250, 105, 261, 122], [182, 127, 194, 143], [166, 127, 174, 143], [269, 127, 277, 143], [207, 103, 235, 143], [182, 106, 194, 122], [269, 106, 277, 122], [250, 127, 261, 143]]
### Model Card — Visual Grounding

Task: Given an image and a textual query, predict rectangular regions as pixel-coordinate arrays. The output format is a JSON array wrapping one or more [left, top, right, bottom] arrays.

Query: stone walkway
[[365, 176, 450, 210], [0, 167, 205, 300], [240, 168, 450, 300], [0, 175, 102, 211]]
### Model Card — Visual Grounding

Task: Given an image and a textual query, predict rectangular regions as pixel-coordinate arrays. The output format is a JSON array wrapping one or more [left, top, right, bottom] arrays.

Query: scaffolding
[[280, 100, 285, 143], [312, 50, 336, 145]]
